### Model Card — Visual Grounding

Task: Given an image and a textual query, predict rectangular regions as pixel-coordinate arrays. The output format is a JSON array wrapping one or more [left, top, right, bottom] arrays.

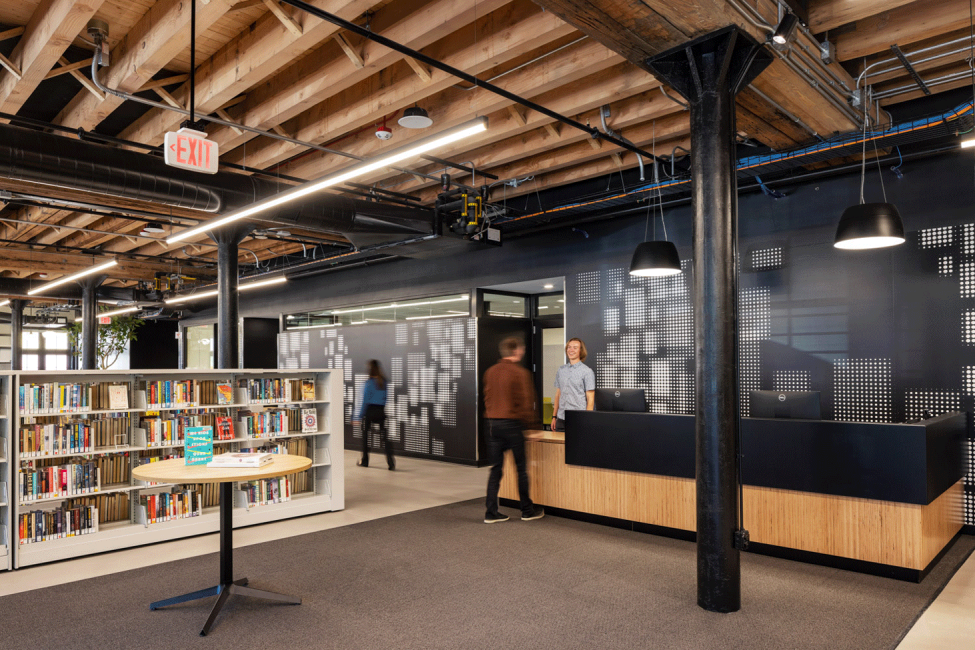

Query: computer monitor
[[594, 388, 646, 412], [750, 390, 822, 420]]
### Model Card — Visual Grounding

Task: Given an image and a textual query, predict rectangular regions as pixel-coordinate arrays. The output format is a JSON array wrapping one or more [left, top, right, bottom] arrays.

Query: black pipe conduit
[[0, 122, 435, 243]]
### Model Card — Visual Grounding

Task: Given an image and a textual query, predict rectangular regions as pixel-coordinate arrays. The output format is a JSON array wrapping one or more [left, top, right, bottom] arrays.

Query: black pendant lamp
[[630, 240, 682, 276], [835, 88, 905, 250], [629, 136, 681, 276], [834, 202, 905, 249]]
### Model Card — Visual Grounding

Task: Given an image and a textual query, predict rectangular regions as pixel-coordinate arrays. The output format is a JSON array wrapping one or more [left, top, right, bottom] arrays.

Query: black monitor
[[594, 388, 646, 412], [750, 390, 821, 420]]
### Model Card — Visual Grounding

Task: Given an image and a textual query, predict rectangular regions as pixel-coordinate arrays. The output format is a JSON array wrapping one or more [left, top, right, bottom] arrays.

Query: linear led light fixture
[[27, 260, 118, 296], [962, 138, 975, 149], [166, 117, 489, 244], [329, 296, 467, 315], [405, 313, 463, 321], [165, 276, 288, 305], [74, 305, 140, 322], [0, 299, 9, 307], [287, 323, 339, 330]]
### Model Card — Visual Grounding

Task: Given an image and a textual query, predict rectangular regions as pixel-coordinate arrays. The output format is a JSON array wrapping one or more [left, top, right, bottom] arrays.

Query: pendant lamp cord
[[646, 122, 655, 241], [859, 57, 868, 205], [190, 0, 196, 126]]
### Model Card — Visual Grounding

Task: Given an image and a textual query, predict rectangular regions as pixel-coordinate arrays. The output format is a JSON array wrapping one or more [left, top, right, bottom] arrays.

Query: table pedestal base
[[150, 578, 301, 636]]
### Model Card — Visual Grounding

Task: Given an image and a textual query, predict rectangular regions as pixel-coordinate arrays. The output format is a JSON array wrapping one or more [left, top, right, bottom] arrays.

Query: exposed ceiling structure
[[0, 0, 971, 301]]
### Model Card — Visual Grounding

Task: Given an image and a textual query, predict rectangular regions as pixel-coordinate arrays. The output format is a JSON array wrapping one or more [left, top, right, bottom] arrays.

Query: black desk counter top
[[563, 410, 967, 505]]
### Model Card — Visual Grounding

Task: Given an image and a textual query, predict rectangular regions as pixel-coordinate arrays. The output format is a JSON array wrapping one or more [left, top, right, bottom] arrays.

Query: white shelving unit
[[0, 372, 11, 570], [11, 368, 342, 569]]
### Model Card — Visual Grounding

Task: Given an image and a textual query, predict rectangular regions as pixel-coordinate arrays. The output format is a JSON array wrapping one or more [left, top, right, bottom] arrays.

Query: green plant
[[68, 315, 145, 369]]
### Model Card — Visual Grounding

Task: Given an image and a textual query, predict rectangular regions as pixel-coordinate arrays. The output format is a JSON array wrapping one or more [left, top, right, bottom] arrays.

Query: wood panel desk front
[[500, 428, 963, 581]]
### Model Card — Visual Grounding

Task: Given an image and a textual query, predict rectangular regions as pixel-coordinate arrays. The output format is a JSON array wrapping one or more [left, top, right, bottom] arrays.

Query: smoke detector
[[375, 125, 393, 140]]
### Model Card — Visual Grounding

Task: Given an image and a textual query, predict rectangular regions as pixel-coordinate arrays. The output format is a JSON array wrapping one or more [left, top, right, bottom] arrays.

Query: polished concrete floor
[[0, 450, 971, 649]]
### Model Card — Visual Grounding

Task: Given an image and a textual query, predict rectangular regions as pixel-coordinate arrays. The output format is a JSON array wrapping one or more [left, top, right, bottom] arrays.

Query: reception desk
[[499, 412, 966, 581]]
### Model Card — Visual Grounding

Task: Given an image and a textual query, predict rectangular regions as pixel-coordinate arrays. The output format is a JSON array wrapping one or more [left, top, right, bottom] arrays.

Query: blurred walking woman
[[355, 359, 394, 470]]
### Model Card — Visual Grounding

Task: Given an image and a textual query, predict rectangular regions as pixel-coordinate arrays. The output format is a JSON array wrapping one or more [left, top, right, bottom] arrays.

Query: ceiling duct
[[0, 122, 434, 243]]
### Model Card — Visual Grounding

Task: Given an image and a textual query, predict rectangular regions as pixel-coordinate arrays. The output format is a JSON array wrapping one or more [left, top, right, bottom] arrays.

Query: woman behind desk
[[551, 337, 595, 431]]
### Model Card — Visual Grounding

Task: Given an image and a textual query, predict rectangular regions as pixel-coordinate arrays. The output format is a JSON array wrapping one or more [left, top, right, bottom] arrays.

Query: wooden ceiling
[[0, 0, 969, 291]]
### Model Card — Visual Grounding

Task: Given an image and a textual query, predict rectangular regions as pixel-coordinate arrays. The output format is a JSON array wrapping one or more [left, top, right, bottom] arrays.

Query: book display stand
[[10, 369, 342, 569]]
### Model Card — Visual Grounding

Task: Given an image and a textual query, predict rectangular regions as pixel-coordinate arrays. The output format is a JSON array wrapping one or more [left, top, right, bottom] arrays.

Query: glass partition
[[285, 293, 470, 330]]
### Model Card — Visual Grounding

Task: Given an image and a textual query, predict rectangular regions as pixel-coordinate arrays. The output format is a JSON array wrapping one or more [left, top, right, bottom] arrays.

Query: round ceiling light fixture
[[398, 106, 433, 129]]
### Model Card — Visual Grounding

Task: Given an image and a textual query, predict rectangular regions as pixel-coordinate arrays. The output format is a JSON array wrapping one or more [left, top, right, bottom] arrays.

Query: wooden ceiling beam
[[412, 112, 689, 204], [0, 0, 106, 115], [54, 0, 237, 130], [808, 0, 917, 34], [489, 134, 693, 203], [262, 0, 303, 37], [44, 56, 94, 80], [204, 0, 524, 155], [390, 77, 677, 195], [333, 32, 364, 69], [116, 0, 394, 147], [229, 32, 613, 173], [833, 0, 975, 62], [291, 60, 663, 194], [0, 248, 213, 280]]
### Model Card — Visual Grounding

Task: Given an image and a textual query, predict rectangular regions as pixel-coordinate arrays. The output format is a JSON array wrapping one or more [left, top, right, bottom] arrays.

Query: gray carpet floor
[[1, 499, 972, 650]]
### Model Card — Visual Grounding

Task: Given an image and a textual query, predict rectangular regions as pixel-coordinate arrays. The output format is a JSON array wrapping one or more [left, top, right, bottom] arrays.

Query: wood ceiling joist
[[533, 0, 855, 149], [117, 0, 395, 147], [205, 0, 526, 157], [833, 0, 975, 63], [53, 0, 237, 130], [488, 133, 692, 203], [0, 248, 213, 281], [229, 32, 616, 174], [0, 0, 106, 115], [808, 0, 917, 34], [390, 78, 681, 196], [280, 58, 661, 194], [413, 111, 690, 204]]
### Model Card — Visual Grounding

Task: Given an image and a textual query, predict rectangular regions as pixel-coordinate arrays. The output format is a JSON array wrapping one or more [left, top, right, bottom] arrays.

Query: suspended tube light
[[165, 276, 288, 304], [166, 117, 489, 244], [27, 260, 118, 296]]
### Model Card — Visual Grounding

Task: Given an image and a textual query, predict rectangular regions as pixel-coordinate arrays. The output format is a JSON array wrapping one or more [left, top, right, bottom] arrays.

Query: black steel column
[[79, 275, 106, 370], [647, 27, 772, 613], [210, 226, 252, 370], [9, 299, 25, 370]]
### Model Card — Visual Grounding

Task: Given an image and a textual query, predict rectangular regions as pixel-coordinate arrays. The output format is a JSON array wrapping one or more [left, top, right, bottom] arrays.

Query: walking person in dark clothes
[[483, 336, 544, 523], [355, 359, 395, 470]]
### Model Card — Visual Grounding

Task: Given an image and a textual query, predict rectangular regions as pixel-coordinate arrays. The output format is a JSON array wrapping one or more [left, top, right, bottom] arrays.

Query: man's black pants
[[485, 419, 534, 518]]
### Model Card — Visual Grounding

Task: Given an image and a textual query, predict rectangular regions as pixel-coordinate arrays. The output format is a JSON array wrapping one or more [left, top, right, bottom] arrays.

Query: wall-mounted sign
[[98, 316, 111, 325], [164, 127, 218, 174]]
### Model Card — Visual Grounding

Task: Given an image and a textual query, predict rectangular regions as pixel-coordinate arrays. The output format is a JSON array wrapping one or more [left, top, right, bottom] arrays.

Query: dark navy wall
[[188, 150, 973, 520]]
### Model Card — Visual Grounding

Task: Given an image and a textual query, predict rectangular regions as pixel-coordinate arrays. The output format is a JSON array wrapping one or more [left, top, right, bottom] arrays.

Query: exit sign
[[98, 316, 111, 325], [164, 127, 218, 174]]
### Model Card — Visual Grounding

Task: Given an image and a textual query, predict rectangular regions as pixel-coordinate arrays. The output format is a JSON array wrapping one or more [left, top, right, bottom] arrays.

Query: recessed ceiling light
[[543, 284, 554, 289], [398, 106, 433, 129]]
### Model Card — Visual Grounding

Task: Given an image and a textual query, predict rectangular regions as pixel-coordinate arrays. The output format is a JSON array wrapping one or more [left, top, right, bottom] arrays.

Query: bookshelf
[[0, 373, 10, 571], [11, 369, 342, 568]]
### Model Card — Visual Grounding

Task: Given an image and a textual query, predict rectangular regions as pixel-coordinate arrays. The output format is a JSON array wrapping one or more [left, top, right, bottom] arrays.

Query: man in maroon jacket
[[482, 336, 545, 523]]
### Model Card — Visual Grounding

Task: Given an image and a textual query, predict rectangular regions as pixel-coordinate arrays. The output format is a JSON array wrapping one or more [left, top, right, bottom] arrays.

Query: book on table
[[207, 452, 274, 468], [184, 426, 214, 466]]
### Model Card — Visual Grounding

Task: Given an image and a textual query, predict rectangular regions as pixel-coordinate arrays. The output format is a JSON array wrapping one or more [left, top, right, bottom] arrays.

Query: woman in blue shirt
[[355, 359, 394, 470]]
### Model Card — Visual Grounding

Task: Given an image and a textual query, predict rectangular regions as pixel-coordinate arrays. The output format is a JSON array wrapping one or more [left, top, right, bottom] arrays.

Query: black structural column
[[210, 225, 253, 370], [646, 27, 772, 613], [9, 299, 25, 370], [79, 275, 107, 370]]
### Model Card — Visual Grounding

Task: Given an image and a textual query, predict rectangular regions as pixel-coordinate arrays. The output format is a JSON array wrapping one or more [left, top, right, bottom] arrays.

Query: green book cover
[[185, 426, 214, 466]]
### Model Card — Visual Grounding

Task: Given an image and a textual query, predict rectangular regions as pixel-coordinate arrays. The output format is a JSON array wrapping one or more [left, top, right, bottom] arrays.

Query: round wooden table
[[132, 455, 312, 636]]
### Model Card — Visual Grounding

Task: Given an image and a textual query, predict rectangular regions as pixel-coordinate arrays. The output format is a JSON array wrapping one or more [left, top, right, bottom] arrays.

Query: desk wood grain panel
[[500, 439, 960, 571], [921, 481, 964, 568]]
